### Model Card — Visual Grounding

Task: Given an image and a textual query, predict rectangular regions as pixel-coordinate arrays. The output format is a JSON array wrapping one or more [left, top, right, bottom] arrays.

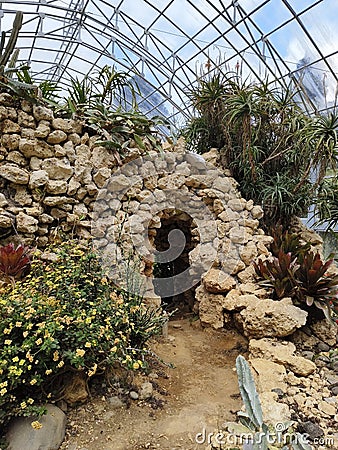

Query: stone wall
[[0, 93, 145, 246]]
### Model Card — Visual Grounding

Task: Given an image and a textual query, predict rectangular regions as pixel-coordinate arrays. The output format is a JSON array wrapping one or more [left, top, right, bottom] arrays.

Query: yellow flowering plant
[[0, 240, 167, 432]]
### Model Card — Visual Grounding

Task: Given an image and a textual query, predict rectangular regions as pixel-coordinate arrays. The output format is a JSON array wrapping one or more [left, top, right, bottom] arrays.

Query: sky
[[1, 0, 337, 122]]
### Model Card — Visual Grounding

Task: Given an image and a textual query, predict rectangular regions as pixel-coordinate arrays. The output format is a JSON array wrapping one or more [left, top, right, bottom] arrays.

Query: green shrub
[[0, 241, 166, 430]]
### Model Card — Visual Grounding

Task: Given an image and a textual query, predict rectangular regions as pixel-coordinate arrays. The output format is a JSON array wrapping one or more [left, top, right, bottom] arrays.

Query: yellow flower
[[19, 359, 25, 366], [53, 351, 59, 361], [12, 356, 19, 363], [111, 346, 117, 353], [15, 322, 22, 327], [3, 328, 11, 334], [35, 338, 42, 345], [23, 331, 29, 338], [57, 361, 64, 368], [84, 342, 91, 348], [31, 421, 43, 429], [20, 401, 27, 409], [27, 398, 34, 404], [0, 388, 7, 396], [30, 379, 37, 385], [132, 362, 140, 370], [75, 349, 85, 357], [45, 369, 52, 375], [4, 339, 12, 345]]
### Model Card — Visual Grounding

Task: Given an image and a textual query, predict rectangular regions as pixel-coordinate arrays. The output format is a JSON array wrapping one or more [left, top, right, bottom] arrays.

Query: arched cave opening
[[152, 211, 199, 318]]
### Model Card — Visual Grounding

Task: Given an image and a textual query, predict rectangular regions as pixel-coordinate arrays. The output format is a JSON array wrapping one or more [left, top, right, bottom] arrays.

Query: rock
[[251, 205, 264, 219], [29, 170, 49, 189], [129, 391, 139, 400], [195, 285, 226, 329], [6, 404, 66, 450], [19, 138, 54, 158], [52, 118, 73, 133], [63, 372, 88, 405], [35, 122, 51, 138], [139, 382, 153, 400], [202, 268, 236, 293], [223, 291, 259, 312], [1, 119, 20, 133], [259, 391, 291, 425], [249, 338, 316, 376], [298, 421, 324, 440], [17, 110, 36, 128], [310, 320, 337, 347], [41, 158, 73, 180], [317, 341, 331, 352], [107, 396, 124, 408], [0, 214, 12, 228], [7, 150, 26, 166], [250, 358, 287, 392], [318, 400, 336, 416], [16, 211, 39, 233], [47, 130, 67, 144], [240, 298, 308, 339], [2, 133, 20, 150], [0, 164, 29, 184], [46, 180, 68, 194], [33, 105, 54, 121]]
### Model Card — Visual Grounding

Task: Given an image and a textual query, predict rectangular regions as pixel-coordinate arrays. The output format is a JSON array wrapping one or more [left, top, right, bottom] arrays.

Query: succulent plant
[[0, 243, 32, 284]]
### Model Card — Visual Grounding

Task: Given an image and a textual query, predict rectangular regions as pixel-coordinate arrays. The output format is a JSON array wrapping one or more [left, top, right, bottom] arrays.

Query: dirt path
[[60, 319, 248, 450]]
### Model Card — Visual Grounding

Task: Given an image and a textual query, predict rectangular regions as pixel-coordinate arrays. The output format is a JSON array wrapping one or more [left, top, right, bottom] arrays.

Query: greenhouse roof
[[3, 1, 338, 129]]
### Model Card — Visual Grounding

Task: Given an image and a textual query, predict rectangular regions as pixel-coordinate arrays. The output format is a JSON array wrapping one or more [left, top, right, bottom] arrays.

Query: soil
[[59, 318, 248, 450]]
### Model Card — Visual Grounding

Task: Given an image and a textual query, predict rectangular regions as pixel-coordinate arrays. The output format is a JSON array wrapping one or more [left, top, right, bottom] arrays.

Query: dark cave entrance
[[152, 212, 199, 318]]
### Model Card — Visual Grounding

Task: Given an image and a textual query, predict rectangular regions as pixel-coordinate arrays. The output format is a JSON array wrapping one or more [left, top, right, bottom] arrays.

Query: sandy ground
[[60, 319, 248, 450]]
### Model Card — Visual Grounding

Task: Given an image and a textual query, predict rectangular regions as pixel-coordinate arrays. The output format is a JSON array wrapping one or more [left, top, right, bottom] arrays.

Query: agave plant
[[0, 243, 32, 285], [224, 356, 312, 450]]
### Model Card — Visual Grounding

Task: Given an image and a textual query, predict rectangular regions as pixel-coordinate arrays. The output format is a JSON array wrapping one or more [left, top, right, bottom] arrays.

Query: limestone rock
[[259, 391, 291, 425], [310, 319, 337, 347], [17, 110, 36, 128], [6, 404, 66, 450], [249, 358, 287, 392], [33, 105, 54, 121], [16, 211, 39, 234], [0, 214, 12, 228], [29, 170, 49, 189], [41, 158, 73, 180], [46, 180, 68, 194], [196, 285, 226, 329], [35, 122, 51, 138], [52, 118, 73, 133], [0, 164, 29, 184], [202, 268, 236, 293], [1, 119, 20, 133], [251, 205, 264, 219], [1, 133, 20, 150], [240, 298, 308, 338], [223, 291, 259, 312], [249, 338, 316, 376], [7, 151, 26, 166], [19, 138, 54, 158], [0, 193, 8, 207], [47, 130, 67, 144]]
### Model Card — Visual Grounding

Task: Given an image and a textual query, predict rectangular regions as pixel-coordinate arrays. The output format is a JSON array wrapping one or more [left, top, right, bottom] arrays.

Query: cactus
[[0, 11, 23, 74]]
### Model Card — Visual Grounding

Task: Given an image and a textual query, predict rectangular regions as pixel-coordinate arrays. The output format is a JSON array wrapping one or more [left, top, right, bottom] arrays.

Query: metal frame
[[0, 0, 336, 129]]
